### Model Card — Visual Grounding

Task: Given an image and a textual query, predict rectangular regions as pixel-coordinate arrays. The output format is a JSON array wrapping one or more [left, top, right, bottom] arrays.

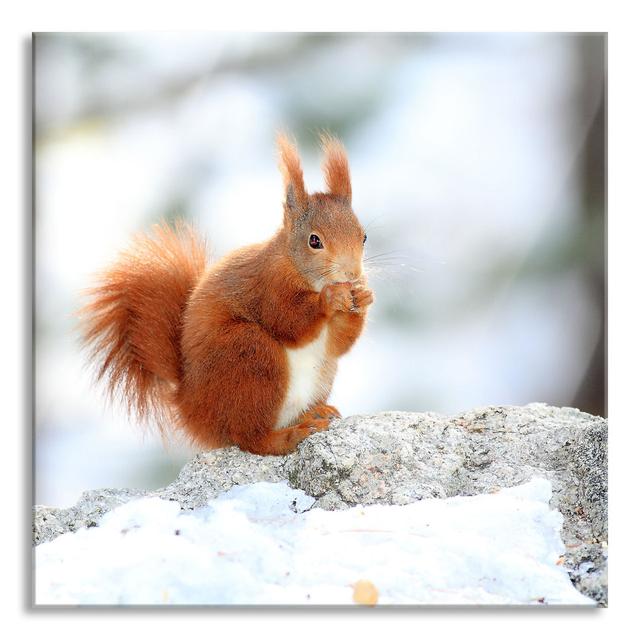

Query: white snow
[[34, 478, 595, 606]]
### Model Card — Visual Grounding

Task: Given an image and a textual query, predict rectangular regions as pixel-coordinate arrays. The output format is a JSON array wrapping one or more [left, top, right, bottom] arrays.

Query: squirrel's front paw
[[321, 282, 354, 314], [350, 285, 374, 313]]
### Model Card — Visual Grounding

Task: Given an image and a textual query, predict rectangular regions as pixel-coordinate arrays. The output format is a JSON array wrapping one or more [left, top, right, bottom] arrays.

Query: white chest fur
[[275, 326, 333, 429]]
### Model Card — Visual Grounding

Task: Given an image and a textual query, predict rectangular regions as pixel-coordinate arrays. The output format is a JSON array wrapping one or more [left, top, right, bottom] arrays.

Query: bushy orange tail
[[79, 221, 207, 426]]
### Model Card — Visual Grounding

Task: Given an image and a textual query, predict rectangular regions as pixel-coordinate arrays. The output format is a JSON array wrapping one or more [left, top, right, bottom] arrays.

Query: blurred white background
[[34, 32, 605, 507]]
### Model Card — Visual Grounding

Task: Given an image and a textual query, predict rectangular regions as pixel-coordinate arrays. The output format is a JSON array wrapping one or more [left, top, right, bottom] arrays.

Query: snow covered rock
[[33, 404, 607, 605], [35, 479, 595, 606]]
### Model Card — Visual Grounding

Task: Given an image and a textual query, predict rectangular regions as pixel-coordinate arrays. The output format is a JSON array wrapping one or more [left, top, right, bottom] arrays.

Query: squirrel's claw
[[350, 286, 374, 312]]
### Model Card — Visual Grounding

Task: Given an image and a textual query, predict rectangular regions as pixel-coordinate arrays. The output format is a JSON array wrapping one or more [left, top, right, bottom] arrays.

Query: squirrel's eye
[[309, 234, 323, 249], [363, 233, 367, 245]]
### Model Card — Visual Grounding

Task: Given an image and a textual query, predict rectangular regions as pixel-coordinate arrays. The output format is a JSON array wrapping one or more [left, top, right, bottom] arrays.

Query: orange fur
[[79, 221, 207, 431], [79, 134, 373, 455], [277, 131, 308, 220], [320, 133, 352, 203]]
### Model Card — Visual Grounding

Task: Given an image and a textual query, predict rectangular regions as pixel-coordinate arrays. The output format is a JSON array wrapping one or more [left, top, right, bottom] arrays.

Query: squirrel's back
[[79, 221, 207, 425]]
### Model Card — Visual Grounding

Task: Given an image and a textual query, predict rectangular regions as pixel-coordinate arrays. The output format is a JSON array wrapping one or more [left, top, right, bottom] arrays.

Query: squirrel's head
[[277, 133, 366, 291]]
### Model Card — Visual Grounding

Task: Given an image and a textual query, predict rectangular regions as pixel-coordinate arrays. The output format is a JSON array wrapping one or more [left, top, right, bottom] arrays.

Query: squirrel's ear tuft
[[277, 133, 308, 223], [320, 133, 351, 204]]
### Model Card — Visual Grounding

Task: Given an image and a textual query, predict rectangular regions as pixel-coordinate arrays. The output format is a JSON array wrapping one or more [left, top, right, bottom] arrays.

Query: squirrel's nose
[[337, 255, 362, 282]]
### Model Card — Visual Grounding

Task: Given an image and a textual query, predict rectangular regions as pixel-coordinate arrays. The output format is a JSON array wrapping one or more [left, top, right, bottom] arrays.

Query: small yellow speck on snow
[[352, 579, 379, 605]]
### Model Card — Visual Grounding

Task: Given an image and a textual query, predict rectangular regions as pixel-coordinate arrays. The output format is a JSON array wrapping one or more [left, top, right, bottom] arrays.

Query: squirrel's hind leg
[[299, 403, 341, 421], [238, 418, 330, 456], [239, 402, 340, 455]]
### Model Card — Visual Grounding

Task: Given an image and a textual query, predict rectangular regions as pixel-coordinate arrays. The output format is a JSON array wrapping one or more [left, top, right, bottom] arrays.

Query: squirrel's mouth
[[305, 261, 364, 292]]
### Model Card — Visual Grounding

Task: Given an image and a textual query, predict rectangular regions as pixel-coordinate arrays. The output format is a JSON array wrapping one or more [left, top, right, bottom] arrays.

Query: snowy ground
[[34, 478, 594, 606]]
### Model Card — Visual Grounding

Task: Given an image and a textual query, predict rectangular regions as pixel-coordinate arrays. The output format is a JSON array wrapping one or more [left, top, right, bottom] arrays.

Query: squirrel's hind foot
[[239, 417, 331, 456], [300, 403, 341, 421]]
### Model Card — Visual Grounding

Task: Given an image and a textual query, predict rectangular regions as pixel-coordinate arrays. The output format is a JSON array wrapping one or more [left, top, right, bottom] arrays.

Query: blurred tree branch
[[572, 34, 606, 417], [35, 33, 432, 141]]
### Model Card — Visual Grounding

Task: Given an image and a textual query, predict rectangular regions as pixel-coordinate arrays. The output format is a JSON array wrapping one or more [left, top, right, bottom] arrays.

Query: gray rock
[[33, 488, 145, 545], [33, 403, 607, 605]]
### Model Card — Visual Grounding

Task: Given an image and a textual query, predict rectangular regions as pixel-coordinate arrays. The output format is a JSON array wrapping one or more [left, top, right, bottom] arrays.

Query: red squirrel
[[80, 133, 373, 456]]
